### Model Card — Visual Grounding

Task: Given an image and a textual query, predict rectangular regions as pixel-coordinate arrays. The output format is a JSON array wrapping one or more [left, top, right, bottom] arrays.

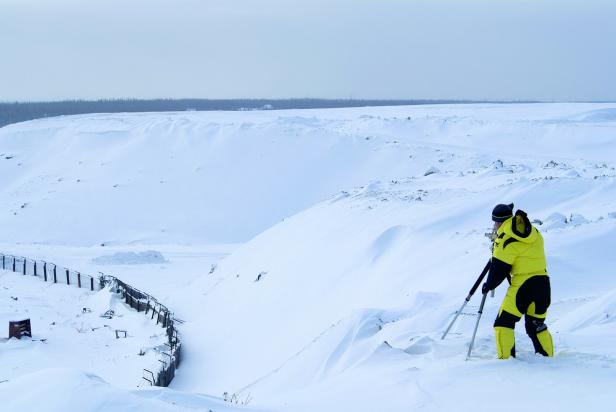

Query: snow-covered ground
[[0, 271, 168, 388], [1, 103, 616, 411]]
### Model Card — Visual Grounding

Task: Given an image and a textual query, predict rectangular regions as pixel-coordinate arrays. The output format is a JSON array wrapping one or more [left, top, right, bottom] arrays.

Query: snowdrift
[[0, 368, 252, 412]]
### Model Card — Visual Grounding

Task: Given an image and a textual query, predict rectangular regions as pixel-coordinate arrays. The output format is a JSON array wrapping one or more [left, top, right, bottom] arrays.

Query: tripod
[[441, 260, 492, 359]]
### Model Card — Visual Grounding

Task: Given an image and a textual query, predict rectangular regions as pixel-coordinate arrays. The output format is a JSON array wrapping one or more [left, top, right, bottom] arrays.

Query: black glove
[[481, 282, 491, 295]]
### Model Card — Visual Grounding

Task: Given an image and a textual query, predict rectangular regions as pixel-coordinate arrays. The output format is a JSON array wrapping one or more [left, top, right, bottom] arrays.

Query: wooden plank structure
[[9, 318, 32, 339]]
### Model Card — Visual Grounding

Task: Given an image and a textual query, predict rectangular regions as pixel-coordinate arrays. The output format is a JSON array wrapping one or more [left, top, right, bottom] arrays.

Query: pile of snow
[[92, 250, 167, 265], [542, 212, 568, 230], [554, 289, 616, 332]]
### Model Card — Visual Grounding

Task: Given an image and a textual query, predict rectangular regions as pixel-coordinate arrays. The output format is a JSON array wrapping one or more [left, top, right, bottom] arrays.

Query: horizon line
[[5, 97, 616, 105]]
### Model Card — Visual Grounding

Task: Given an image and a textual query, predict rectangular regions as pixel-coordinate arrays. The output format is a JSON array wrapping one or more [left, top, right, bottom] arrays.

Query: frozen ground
[[1, 103, 616, 411]]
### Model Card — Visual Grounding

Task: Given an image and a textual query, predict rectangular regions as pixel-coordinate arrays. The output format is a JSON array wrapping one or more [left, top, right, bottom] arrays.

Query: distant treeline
[[0, 98, 523, 128]]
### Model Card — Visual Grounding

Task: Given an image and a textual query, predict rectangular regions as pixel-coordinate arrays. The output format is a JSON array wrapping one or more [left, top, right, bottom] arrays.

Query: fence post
[[43, 262, 48, 282], [13, 257, 16, 272], [66, 269, 70, 285], [53, 266, 57, 283], [23, 258, 26, 275], [90, 277, 94, 291], [77, 272, 81, 288], [2, 255, 5, 269], [34, 261, 38, 277]]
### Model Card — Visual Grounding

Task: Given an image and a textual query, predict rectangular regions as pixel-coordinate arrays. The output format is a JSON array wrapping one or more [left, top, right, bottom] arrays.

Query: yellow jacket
[[492, 210, 548, 287]]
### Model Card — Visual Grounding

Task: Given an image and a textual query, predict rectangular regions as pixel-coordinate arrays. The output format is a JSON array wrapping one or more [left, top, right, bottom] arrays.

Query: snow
[[92, 250, 167, 265], [0, 272, 168, 388], [1, 103, 616, 411], [0, 368, 254, 412]]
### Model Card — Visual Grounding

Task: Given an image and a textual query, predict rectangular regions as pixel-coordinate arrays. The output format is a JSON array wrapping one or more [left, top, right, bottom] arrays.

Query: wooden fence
[[1, 253, 102, 291], [0, 252, 181, 387]]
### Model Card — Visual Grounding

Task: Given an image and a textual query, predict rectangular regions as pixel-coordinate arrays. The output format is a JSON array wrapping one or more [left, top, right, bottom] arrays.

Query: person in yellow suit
[[482, 203, 554, 359]]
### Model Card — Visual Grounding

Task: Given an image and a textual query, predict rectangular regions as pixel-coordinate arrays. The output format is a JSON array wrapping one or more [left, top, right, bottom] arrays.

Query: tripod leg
[[466, 292, 488, 360], [441, 296, 470, 340], [441, 260, 491, 340]]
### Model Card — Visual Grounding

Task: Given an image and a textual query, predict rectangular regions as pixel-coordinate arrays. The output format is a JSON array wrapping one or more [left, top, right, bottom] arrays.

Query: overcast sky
[[1, 0, 615, 101]]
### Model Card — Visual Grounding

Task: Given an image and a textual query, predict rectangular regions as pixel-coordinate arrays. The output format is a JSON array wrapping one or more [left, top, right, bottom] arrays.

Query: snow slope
[[175, 148, 616, 411], [2, 103, 616, 412], [0, 109, 423, 245], [1, 103, 614, 245]]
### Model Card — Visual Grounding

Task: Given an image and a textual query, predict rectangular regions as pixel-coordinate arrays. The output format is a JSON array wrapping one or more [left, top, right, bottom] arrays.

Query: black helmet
[[492, 203, 514, 222]]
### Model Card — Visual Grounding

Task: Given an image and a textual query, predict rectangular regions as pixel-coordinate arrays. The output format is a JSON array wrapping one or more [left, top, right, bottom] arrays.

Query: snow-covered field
[[1, 103, 616, 411]]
